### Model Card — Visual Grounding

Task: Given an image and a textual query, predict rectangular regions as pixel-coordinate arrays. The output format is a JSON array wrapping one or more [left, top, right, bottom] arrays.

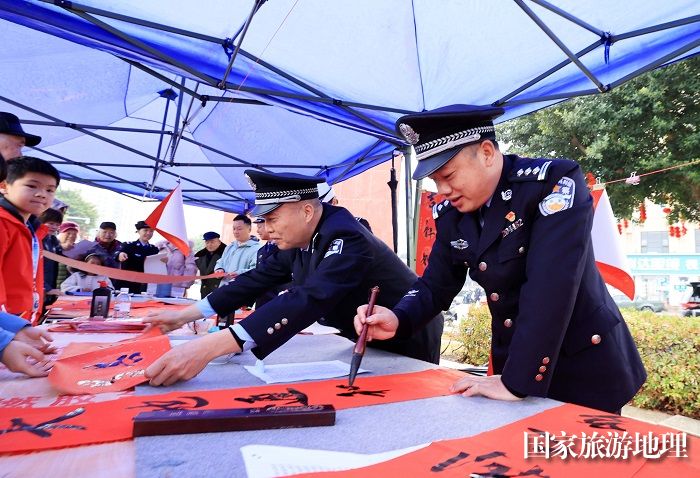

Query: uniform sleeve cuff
[[393, 308, 414, 340], [502, 377, 528, 398], [195, 298, 217, 318], [232, 323, 256, 351]]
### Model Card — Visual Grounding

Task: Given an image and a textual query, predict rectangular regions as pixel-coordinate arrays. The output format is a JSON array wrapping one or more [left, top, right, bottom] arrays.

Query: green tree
[[55, 188, 98, 232], [498, 56, 700, 222]]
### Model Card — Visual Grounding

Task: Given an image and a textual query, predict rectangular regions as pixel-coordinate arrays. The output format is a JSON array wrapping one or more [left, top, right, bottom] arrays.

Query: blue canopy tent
[[1, 0, 699, 254]]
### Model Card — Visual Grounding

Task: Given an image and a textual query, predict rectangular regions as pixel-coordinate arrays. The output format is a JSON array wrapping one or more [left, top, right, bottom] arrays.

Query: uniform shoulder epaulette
[[432, 199, 453, 220], [509, 157, 555, 182]]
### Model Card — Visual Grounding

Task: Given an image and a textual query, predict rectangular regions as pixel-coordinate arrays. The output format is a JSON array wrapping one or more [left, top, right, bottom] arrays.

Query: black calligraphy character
[[0, 408, 86, 438], [128, 396, 209, 411], [475, 451, 506, 462], [335, 385, 389, 398], [421, 252, 429, 267], [234, 388, 309, 406], [580, 414, 626, 431], [83, 352, 143, 369], [430, 451, 470, 472], [423, 224, 436, 240]]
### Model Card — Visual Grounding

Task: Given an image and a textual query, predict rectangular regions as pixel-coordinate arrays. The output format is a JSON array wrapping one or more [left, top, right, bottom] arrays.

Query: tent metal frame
[[2, 0, 697, 266]]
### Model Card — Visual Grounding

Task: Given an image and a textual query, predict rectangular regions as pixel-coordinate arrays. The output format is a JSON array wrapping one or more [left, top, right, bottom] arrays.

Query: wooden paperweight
[[133, 404, 336, 437]]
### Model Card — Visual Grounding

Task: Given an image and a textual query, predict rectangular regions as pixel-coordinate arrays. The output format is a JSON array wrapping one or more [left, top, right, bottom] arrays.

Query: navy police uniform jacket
[[116, 240, 159, 293], [393, 155, 646, 413], [254, 241, 285, 308], [207, 203, 444, 363]]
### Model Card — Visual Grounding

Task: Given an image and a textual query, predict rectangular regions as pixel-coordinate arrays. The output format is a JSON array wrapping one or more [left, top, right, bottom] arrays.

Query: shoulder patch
[[509, 159, 553, 182], [539, 176, 576, 216], [432, 199, 452, 220], [323, 238, 343, 258]]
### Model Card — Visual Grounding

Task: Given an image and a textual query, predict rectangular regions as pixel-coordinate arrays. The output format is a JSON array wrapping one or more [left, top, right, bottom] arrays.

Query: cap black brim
[[250, 203, 282, 216], [412, 146, 462, 180], [23, 133, 41, 147]]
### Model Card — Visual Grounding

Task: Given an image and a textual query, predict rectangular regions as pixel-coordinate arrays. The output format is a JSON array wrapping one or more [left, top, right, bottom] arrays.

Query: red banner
[[43, 251, 223, 284], [295, 403, 699, 478], [48, 330, 171, 395], [415, 191, 446, 276], [0, 368, 463, 454]]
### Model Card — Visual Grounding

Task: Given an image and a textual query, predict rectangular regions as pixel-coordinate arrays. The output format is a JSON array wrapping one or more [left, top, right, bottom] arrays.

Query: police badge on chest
[[502, 212, 523, 238]]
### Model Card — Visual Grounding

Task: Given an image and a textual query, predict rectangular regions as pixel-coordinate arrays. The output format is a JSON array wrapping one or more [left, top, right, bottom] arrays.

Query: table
[[3, 330, 692, 477]]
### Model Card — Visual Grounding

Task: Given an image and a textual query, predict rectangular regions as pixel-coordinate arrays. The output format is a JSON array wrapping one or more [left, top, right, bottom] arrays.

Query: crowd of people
[[1, 106, 647, 415]]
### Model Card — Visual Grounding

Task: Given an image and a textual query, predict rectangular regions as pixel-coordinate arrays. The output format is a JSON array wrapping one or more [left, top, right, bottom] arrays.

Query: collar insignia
[[450, 239, 469, 250], [501, 189, 512, 201]]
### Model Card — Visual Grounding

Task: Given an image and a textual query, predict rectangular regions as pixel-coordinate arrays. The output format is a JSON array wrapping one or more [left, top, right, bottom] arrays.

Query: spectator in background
[[65, 221, 122, 268], [60, 253, 113, 293], [0, 156, 59, 320], [56, 221, 79, 286], [0, 112, 41, 161], [117, 221, 159, 293], [0, 137, 54, 377], [156, 240, 197, 298], [214, 215, 261, 287], [38, 207, 64, 307], [194, 231, 226, 298]]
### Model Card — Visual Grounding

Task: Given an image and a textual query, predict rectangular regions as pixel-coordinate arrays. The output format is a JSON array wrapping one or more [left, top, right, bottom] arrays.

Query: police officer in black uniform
[[117, 220, 160, 293], [355, 104, 646, 413], [144, 171, 443, 386]]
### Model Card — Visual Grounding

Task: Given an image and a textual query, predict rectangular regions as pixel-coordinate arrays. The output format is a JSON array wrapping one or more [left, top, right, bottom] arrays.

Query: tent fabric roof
[[1, 0, 699, 212]]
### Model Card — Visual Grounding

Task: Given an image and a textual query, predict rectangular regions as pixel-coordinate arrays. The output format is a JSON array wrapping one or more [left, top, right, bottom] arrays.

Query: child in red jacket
[[0, 156, 60, 323]]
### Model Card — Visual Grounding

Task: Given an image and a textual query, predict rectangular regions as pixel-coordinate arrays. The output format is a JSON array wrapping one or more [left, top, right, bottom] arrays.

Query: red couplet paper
[[415, 191, 446, 276], [0, 368, 464, 454], [48, 331, 171, 395], [293, 403, 699, 478]]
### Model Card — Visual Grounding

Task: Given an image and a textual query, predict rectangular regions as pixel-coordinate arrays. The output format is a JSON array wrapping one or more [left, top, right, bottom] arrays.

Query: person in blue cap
[[354, 104, 646, 414], [143, 170, 443, 386]]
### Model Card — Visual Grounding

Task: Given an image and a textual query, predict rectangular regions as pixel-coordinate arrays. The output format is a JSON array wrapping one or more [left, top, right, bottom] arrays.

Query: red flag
[[145, 184, 190, 255], [591, 188, 635, 300]]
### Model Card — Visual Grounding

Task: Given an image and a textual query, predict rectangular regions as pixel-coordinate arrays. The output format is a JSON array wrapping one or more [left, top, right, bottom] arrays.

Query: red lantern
[[682, 222, 687, 236], [623, 218, 629, 229], [675, 226, 681, 237], [663, 207, 672, 215], [669, 226, 674, 237], [618, 223, 623, 235], [639, 203, 646, 223]]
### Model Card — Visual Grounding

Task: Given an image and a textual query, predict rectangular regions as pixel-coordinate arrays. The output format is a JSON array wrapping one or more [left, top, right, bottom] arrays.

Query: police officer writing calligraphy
[[355, 105, 646, 414], [143, 170, 443, 386]]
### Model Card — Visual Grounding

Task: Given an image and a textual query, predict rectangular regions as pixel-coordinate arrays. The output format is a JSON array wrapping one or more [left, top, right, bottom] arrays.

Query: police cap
[[396, 104, 505, 180], [245, 169, 324, 216]]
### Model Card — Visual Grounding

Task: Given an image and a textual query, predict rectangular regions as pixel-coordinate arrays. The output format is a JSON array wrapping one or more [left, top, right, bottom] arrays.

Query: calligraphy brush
[[348, 286, 380, 386]]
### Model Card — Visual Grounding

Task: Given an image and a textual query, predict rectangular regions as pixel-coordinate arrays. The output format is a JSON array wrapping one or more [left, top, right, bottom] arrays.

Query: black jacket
[[195, 242, 227, 298], [207, 203, 443, 363]]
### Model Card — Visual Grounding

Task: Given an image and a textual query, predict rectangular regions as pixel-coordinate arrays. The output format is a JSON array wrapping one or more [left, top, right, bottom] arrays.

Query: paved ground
[[439, 358, 699, 437]]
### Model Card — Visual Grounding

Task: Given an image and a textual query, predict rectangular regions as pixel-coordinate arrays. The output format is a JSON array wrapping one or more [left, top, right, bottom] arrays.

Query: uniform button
[[518, 246, 525, 254], [267, 327, 274, 335], [542, 357, 550, 365], [591, 334, 601, 345], [490, 292, 499, 302], [535, 374, 543, 382], [281, 318, 288, 325], [503, 319, 513, 328], [539, 366, 547, 373], [479, 262, 487, 271], [274, 323, 281, 330]]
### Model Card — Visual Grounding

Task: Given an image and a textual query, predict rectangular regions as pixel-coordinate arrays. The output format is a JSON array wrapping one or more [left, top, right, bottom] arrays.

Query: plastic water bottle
[[113, 287, 132, 319]]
